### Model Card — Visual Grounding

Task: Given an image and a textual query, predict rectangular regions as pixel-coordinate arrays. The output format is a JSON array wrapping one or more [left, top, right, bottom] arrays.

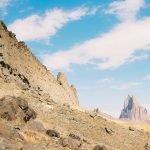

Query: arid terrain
[[0, 20, 150, 150]]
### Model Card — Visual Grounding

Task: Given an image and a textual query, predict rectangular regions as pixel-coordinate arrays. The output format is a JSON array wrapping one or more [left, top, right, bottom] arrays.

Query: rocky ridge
[[0, 20, 78, 106], [119, 95, 150, 121]]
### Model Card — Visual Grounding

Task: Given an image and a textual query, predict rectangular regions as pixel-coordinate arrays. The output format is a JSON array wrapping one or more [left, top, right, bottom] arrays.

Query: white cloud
[[97, 78, 113, 84], [0, 0, 11, 15], [111, 82, 142, 90], [42, 18, 150, 71], [144, 74, 150, 80], [105, 0, 145, 21], [8, 7, 98, 41], [42, 0, 150, 71], [128, 54, 149, 63]]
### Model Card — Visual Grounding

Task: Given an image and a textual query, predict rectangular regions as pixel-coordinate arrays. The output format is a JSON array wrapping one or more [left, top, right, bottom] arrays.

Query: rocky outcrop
[[0, 96, 36, 122], [0, 20, 78, 106], [46, 129, 60, 138], [59, 136, 82, 150], [119, 95, 150, 121], [144, 143, 150, 150], [93, 144, 117, 150]]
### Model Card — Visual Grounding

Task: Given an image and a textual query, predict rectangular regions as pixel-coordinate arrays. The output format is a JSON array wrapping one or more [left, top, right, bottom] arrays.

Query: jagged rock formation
[[119, 95, 150, 121], [0, 20, 78, 106]]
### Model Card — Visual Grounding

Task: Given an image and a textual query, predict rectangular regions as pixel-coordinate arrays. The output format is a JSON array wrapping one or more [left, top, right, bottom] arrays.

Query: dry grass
[[115, 120, 150, 132]]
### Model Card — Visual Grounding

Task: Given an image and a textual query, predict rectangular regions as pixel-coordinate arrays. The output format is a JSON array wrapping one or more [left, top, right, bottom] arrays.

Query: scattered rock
[[93, 145, 105, 150], [23, 108, 37, 122], [93, 144, 117, 150], [59, 137, 68, 147], [59, 136, 82, 150], [46, 129, 60, 138], [129, 126, 135, 131], [0, 96, 36, 122], [90, 113, 97, 118], [0, 96, 19, 121], [26, 120, 45, 132], [69, 133, 81, 141], [63, 103, 71, 109], [105, 127, 114, 135], [144, 143, 150, 150], [17, 98, 28, 110]]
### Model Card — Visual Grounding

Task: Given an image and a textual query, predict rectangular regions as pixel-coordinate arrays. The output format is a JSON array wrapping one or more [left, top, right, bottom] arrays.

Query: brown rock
[[0, 96, 19, 121], [69, 133, 81, 141], [93, 145, 105, 150], [105, 127, 114, 135], [23, 108, 37, 122], [129, 126, 135, 131], [93, 144, 117, 150], [17, 97, 28, 110], [46, 129, 60, 138], [59, 137, 68, 147], [26, 120, 45, 132], [145, 143, 150, 150], [59, 136, 82, 150], [0, 96, 36, 122]]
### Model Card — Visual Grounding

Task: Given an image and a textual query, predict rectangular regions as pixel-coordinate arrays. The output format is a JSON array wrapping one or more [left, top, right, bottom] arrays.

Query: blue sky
[[1, 0, 150, 117]]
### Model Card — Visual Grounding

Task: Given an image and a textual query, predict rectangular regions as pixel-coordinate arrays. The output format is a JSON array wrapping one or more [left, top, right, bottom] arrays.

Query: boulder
[[23, 108, 37, 122], [144, 143, 150, 150], [93, 145, 105, 150], [69, 133, 81, 141], [129, 126, 135, 131], [93, 144, 117, 150], [17, 97, 28, 110], [46, 129, 60, 138], [0, 96, 36, 122], [26, 120, 45, 132], [0, 96, 19, 121], [105, 128, 114, 135], [59, 136, 82, 150]]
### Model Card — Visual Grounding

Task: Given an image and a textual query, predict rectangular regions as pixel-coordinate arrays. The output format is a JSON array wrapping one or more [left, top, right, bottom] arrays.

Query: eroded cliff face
[[0, 21, 78, 106], [119, 95, 150, 121]]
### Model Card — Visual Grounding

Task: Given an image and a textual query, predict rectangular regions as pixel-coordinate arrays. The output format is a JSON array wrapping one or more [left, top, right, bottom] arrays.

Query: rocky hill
[[0, 21, 150, 150], [0, 20, 78, 106], [119, 95, 150, 121]]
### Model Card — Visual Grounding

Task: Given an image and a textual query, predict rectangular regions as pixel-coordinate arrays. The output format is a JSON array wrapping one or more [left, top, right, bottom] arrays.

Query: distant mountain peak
[[119, 95, 150, 121], [124, 95, 140, 109]]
